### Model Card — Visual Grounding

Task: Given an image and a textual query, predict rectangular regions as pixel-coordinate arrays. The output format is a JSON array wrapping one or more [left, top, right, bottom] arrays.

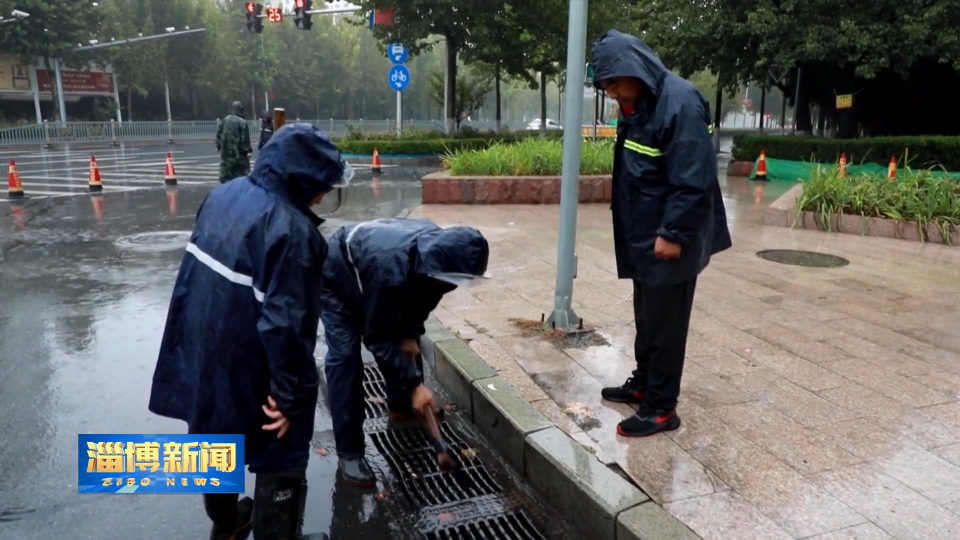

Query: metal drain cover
[[114, 231, 191, 253], [756, 249, 849, 268]]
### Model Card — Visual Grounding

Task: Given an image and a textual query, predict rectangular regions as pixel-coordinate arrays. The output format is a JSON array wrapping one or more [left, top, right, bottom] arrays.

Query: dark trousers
[[203, 459, 309, 539], [632, 278, 697, 411]]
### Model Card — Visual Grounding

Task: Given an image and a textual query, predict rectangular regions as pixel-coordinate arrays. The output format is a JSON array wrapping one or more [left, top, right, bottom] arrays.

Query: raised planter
[[422, 172, 612, 204], [764, 184, 960, 245], [727, 159, 755, 177], [343, 154, 441, 167]]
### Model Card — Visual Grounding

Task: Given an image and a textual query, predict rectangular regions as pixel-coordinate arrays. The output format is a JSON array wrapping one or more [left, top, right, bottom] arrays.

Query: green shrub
[[442, 137, 614, 176], [797, 166, 960, 242], [338, 138, 499, 155], [733, 135, 960, 171], [337, 131, 563, 155]]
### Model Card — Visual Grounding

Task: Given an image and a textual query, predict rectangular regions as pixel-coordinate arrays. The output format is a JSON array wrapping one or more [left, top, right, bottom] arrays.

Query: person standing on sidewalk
[[591, 30, 732, 437], [149, 124, 353, 540], [216, 101, 253, 184], [320, 218, 490, 487]]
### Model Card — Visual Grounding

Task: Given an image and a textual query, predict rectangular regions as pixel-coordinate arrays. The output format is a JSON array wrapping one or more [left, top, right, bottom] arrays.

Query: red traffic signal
[[245, 2, 255, 12], [295, 0, 304, 7]]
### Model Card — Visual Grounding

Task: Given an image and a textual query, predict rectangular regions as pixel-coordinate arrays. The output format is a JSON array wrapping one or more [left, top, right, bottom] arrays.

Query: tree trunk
[[44, 57, 63, 124], [817, 105, 827, 136], [795, 71, 813, 134], [495, 64, 502, 133], [539, 70, 547, 138]]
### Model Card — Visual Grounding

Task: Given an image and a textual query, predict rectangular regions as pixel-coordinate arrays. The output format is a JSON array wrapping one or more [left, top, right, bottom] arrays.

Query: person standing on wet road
[[591, 30, 732, 437], [149, 124, 354, 540], [259, 109, 274, 151], [320, 218, 490, 487], [216, 101, 253, 184]]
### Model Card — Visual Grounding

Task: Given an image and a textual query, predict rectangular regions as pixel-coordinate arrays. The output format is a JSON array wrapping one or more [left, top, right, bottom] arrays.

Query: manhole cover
[[756, 249, 849, 268], [114, 231, 191, 253]]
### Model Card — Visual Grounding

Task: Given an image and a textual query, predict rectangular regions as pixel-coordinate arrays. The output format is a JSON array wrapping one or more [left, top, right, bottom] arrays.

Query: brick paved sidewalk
[[411, 176, 960, 540]]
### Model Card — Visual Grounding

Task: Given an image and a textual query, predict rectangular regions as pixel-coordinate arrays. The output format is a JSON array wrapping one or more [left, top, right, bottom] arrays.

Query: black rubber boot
[[338, 457, 376, 488], [203, 494, 253, 540], [253, 473, 308, 540]]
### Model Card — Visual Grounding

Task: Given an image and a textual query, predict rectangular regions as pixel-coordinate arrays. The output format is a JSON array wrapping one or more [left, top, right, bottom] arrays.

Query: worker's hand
[[262, 395, 290, 438], [411, 384, 436, 413], [654, 236, 682, 260], [401, 339, 421, 360]]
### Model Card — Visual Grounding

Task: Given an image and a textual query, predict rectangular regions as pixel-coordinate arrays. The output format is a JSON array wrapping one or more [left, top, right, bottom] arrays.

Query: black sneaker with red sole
[[616, 406, 681, 438], [600, 377, 646, 404]]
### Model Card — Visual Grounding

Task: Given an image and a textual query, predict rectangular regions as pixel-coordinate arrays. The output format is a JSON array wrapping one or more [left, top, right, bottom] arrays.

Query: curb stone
[[421, 317, 703, 539], [526, 427, 647, 540]]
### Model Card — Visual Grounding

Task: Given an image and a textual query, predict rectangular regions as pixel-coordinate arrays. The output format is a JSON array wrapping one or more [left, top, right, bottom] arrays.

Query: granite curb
[[764, 183, 960, 245], [421, 318, 702, 540]]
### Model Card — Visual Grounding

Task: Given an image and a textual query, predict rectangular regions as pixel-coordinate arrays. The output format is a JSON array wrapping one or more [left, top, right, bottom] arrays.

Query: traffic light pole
[[548, 0, 589, 332]]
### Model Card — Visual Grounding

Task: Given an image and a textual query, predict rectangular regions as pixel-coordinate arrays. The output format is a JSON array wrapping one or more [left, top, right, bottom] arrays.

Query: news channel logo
[[78, 434, 245, 494]]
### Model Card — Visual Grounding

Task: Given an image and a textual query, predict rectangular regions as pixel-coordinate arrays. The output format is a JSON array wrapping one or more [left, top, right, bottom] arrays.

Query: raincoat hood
[[230, 101, 244, 117], [414, 226, 490, 283], [592, 30, 669, 99], [250, 123, 349, 212]]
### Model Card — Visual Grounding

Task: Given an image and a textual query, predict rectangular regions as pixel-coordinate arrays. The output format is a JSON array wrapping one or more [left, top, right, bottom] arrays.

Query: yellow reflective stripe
[[707, 124, 714, 134], [623, 139, 662, 157]]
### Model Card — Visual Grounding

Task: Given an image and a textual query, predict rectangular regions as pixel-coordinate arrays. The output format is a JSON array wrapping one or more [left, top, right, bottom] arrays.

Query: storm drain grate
[[362, 364, 389, 419], [419, 511, 546, 540], [371, 424, 502, 508], [354, 364, 546, 538]]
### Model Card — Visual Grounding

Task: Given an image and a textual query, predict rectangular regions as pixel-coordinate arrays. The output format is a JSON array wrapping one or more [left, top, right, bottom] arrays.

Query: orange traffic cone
[[10, 201, 25, 231], [754, 150, 768, 181], [167, 187, 178, 218], [838, 153, 848, 178], [8, 159, 24, 199], [887, 156, 897, 179], [90, 194, 104, 223], [88, 156, 103, 192], [371, 147, 382, 174], [164, 153, 178, 186]]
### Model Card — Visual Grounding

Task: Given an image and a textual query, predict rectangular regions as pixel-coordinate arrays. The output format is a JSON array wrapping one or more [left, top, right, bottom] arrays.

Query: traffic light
[[294, 0, 313, 30], [245, 3, 263, 34]]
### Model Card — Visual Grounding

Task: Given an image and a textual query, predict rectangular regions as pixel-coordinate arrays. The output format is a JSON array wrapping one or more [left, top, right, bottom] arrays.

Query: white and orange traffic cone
[[888, 156, 897, 180], [371, 147, 382, 174], [8, 159, 24, 199], [88, 156, 103, 192], [164, 152, 178, 186], [754, 149, 768, 181], [838, 153, 848, 178]]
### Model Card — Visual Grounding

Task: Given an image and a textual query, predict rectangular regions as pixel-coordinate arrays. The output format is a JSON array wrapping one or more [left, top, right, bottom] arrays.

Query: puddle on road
[[114, 231, 191, 253]]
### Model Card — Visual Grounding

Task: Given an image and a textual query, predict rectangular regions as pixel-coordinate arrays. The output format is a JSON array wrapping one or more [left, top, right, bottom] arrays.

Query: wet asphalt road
[[0, 143, 439, 539]]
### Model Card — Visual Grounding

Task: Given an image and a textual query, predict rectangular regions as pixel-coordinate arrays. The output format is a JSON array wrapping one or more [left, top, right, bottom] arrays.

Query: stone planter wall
[[421, 172, 612, 204], [727, 160, 754, 177], [764, 184, 960, 245]]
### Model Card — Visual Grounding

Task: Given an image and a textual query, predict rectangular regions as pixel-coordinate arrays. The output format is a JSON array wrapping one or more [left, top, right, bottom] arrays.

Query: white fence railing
[[0, 119, 533, 146]]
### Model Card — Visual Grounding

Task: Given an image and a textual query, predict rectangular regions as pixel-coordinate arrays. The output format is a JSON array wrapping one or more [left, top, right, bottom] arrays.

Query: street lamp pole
[[547, 0, 589, 331]]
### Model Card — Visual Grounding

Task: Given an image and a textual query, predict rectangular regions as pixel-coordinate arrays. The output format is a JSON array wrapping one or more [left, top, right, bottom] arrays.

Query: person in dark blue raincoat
[[149, 123, 353, 540], [591, 30, 732, 437], [320, 218, 490, 487]]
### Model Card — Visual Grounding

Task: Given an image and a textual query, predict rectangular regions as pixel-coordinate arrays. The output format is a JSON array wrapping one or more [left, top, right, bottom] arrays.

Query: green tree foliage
[[427, 67, 492, 130], [633, 0, 960, 137], [0, 0, 104, 122]]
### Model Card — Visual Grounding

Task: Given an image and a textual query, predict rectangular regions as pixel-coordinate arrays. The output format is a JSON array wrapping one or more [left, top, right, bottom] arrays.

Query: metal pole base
[[546, 306, 581, 333]]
